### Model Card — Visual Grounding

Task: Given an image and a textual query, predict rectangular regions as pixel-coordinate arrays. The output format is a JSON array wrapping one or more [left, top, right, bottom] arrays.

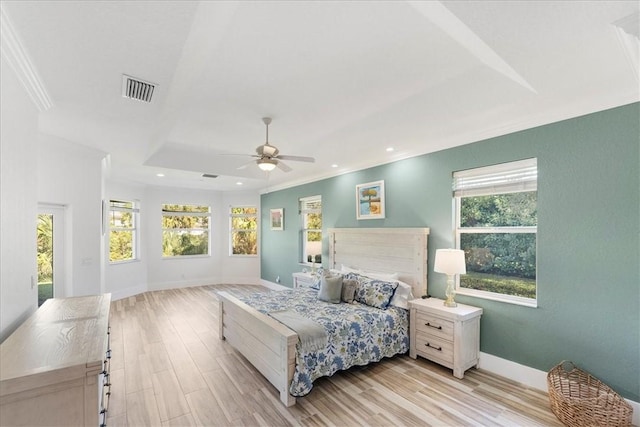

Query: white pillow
[[389, 280, 414, 310], [361, 270, 399, 281]]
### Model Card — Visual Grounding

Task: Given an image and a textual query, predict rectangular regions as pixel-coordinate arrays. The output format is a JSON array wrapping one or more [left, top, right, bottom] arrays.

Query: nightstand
[[292, 272, 316, 288], [409, 297, 482, 379]]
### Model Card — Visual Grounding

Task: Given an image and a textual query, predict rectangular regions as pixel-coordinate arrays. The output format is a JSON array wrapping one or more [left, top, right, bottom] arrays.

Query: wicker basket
[[547, 361, 632, 426]]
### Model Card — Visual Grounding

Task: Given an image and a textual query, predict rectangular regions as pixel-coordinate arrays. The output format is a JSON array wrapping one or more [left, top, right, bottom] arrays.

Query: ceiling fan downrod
[[263, 117, 272, 145]]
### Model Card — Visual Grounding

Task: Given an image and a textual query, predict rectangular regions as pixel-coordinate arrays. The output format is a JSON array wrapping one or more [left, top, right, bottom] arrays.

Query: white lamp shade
[[257, 158, 277, 171], [434, 249, 466, 275]]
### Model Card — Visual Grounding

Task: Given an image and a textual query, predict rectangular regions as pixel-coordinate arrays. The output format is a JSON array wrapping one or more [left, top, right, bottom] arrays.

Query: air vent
[[202, 173, 218, 179], [122, 74, 156, 103]]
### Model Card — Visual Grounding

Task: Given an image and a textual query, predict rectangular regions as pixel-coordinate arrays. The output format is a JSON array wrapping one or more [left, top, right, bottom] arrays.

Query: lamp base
[[444, 274, 457, 307], [443, 297, 457, 308]]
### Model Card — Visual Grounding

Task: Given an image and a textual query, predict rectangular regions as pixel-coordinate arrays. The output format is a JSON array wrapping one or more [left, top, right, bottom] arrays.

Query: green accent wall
[[261, 103, 640, 401]]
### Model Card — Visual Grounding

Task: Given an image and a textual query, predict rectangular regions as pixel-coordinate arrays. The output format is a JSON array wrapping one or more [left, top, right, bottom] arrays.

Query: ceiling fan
[[241, 117, 315, 172]]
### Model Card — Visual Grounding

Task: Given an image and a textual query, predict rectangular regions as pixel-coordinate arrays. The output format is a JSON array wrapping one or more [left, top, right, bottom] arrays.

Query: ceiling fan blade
[[277, 155, 315, 163], [276, 161, 292, 172], [237, 159, 255, 170], [221, 153, 258, 158]]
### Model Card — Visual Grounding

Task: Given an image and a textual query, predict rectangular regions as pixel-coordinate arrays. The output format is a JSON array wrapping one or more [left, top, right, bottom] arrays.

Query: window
[[300, 195, 322, 264], [230, 206, 258, 255], [162, 204, 210, 257], [454, 158, 537, 306], [109, 200, 138, 262]]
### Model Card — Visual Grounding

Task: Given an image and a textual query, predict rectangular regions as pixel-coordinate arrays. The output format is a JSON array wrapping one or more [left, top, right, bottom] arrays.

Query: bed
[[218, 227, 429, 406]]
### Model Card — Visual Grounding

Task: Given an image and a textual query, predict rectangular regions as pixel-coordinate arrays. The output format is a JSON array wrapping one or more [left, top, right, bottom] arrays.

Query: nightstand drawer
[[415, 312, 453, 341], [414, 331, 453, 364]]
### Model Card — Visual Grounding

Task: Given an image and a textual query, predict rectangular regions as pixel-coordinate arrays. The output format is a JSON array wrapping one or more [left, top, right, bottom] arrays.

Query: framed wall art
[[270, 208, 284, 230], [356, 180, 385, 220]]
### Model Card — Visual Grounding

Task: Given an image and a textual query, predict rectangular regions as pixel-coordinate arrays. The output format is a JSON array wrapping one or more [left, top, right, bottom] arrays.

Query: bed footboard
[[217, 291, 298, 406]]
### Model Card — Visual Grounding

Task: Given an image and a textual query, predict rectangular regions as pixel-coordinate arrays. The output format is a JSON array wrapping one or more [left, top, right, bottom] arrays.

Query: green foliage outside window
[[306, 213, 322, 242], [460, 192, 537, 228], [109, 200, 136, 262], [459, 192, 537, 298], [162, 204, 210, 256], [231, 207, 257, 255], [302, 199, 322, 264], [37, 214, 53, 283]]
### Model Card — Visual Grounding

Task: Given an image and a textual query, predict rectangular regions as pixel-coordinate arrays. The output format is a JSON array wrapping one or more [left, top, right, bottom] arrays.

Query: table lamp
[[434, 249, 466, 307]]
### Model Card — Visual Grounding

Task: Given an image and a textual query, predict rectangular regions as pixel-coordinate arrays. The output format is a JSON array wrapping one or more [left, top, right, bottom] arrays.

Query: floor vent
[[122, 74, 156, 103], [202, 173, 218, 179]]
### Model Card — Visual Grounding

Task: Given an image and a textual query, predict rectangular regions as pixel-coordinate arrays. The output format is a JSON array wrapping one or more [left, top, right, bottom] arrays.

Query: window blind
[[300, 195, 321, 214], [453, 158, 537, 197], [110, 199, 139, 213]]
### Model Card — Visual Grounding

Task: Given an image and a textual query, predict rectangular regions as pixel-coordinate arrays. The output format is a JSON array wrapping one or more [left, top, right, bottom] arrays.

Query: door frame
[[38, 203, 67, 299]]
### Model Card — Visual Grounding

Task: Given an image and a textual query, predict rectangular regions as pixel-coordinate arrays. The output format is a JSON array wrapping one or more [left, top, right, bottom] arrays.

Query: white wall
[[104, 180, 148, 299], [220, 191, 261, 284], [145, 186, 222, 290], [144, 186, 261, 291], [37, 134, 105, 297], [0, 55, 39, 341], [104, 182, 261, 298]]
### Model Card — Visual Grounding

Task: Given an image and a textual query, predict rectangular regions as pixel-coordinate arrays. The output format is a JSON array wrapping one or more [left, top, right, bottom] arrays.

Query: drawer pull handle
[[425, 322, 442, 330], [425, 342, 442, 351]]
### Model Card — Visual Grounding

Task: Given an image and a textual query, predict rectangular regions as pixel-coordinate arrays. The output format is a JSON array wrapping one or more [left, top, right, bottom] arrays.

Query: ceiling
[[2, 1, 638, 192]]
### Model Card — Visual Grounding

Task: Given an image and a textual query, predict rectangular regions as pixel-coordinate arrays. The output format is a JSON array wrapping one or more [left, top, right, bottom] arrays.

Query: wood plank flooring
[[106, 284, 562, 426]]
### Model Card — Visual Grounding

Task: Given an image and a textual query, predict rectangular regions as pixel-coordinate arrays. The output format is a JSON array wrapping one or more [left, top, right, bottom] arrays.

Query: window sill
[[109, 259, 140, 266], [456, 288, 537, 308], [162, 254, 210, 260]]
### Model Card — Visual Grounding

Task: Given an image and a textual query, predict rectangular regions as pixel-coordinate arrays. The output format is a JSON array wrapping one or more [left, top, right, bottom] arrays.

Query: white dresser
[[0, 294, 112, 426], [409, 297, 482, 379]]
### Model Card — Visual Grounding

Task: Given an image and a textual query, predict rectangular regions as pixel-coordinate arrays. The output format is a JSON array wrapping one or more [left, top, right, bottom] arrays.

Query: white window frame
[[108, 199, 139, 263], [300, 195, 322, 265], [229, 206, 258, 256], [453, 158, 538, 307], [161, 204, 211, 258]]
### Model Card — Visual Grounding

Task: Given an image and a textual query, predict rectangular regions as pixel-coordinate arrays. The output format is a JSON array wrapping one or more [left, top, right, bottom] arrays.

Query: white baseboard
[[109, 284, 147, 301], [479, 352, 548, 391], [480, 352, 639, 426]]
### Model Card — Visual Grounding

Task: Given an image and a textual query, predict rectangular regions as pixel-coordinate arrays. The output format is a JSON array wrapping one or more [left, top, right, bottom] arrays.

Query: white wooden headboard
[[327, 228, 430, 298]]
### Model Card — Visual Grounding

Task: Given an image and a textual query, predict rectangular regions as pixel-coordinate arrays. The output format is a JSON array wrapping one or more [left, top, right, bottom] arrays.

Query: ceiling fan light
[[257, 158, 277, 171]]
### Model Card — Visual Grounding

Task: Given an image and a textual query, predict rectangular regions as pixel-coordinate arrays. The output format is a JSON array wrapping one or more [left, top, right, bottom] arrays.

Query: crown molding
[[1, 5, 53, 112], [612, 12, 640, 81]]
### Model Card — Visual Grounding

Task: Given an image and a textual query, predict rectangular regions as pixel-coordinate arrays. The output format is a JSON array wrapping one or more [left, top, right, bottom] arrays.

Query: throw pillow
[[389, 280, 414, 309], [341, 279, 358, 303], [318, 275, 343, 304], [310, 268, 331, 290], [354, 276, 398, 309]]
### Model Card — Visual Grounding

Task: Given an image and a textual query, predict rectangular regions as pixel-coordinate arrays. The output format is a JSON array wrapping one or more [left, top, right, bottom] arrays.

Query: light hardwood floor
[[106, 284, 562, 427]]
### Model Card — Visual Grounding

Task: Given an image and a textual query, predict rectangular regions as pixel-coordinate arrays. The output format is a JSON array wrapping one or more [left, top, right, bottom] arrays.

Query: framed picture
[[356, 180, 385, 220], [270, 208, 284, 230]]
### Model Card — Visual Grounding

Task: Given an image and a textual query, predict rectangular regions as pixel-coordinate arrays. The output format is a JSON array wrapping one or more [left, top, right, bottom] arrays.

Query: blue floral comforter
[[240, 287, 409, 397]]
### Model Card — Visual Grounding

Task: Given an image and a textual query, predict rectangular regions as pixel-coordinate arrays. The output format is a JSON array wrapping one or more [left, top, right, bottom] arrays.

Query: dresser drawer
[[414, 311, 454, 341], [414, 331, 454, 364]]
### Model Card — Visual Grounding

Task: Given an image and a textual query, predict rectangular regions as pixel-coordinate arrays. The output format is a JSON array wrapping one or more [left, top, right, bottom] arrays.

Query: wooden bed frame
[[218, 227, 429, 406]]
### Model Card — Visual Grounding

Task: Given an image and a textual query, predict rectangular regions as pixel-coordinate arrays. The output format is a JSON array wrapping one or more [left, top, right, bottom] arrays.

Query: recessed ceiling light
[[386, 147, 394, 152], [331, 164, 338, 168], [236, 181, 243, 185], [156, 173, 165, 177]]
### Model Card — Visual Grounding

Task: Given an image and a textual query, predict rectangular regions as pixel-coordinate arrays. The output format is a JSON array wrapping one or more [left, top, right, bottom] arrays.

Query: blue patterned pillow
[[354, 276, 398, 309]]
